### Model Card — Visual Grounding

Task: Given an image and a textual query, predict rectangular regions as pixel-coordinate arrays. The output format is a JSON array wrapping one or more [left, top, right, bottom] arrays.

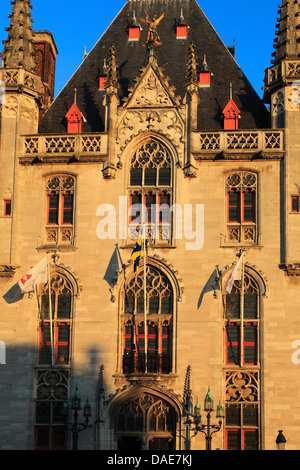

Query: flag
[[131, 233, 142, 272], [3, 256, 48, 304], [226, 253, 244, 294]]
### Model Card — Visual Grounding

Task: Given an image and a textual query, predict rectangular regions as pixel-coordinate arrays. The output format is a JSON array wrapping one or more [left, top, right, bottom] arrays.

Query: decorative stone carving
[[287, 80, 300, 110]]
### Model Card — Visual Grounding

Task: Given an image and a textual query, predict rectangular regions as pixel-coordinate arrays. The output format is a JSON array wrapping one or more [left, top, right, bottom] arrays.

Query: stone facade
[[0, 0, 299, 451]]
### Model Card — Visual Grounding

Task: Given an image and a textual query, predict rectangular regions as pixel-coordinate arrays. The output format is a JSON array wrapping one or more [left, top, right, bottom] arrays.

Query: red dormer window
[[176, 25, 187, 39], [199, 70, 211, 87], [222, 99, 240, 130], [65, 103, 83, 134], [99, 75, 107, 90], [128, 26, 140, 41]]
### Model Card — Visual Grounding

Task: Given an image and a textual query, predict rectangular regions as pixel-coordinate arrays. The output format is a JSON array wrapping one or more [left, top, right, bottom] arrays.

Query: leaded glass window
[[129, 140, 172, 244], [226, 172, 257, 244], [38, 273, 73, 365], [45, 175, 75, 246], [122, 266, 173, 375]]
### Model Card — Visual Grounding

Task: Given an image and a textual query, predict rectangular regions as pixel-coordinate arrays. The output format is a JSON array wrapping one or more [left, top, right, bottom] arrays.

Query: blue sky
[[0, 0, 277, 98]]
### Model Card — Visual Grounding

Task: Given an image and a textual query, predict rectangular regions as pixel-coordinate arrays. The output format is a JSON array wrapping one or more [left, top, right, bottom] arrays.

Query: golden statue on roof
[[140, 13, 165, 46]]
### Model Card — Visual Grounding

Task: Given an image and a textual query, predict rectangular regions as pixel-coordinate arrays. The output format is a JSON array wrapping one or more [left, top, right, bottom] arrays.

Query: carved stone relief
[[116, 108, 184, 166]]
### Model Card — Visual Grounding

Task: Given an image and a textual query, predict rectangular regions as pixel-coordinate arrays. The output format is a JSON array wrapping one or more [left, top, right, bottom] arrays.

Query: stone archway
[[115, 391, 177, 450]]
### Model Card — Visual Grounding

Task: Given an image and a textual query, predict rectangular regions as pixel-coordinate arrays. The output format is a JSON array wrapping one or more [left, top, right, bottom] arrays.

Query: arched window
[[116, 393, 176, 450], [45, 175, 75, 246], [224, 271, 261, 450], [38, 273, 73, 365], [226, 171, 257, 245], [122, 265, 173, 375], [129, 140, 173, 244]]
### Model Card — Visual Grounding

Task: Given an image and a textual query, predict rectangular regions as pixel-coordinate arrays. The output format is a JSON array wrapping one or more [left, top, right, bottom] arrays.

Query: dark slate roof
[[38, 0, 270, 134]]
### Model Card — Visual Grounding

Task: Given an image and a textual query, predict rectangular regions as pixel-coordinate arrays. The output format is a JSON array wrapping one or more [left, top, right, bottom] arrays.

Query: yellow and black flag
[[131, 233, 142, 273]]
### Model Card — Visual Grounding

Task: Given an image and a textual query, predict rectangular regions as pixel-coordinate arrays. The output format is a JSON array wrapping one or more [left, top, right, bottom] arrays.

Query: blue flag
[[131, 233, 142, 272]]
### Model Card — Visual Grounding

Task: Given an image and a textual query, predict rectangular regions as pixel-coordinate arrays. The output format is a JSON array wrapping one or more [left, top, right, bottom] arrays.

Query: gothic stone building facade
[[0, 0, 299, 451]]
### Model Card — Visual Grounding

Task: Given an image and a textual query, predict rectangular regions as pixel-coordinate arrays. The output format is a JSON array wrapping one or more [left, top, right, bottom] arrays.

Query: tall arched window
[[226, 171, 257, 245], [35, 272, 73, 450], [45, 175, 75, 246], [122, 265, 173, 375], [38, 273, 73, 365], [129, 140, 173, 244], [224, 271, 261, 450]]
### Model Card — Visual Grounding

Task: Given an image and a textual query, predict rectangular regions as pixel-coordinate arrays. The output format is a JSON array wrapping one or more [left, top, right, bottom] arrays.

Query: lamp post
[[61, 385, 92, 450], [276, 430, 287, 450], [185, 387, 224, 450]]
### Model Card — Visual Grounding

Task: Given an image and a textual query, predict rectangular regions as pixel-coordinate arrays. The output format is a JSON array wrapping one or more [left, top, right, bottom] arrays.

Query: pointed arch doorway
[[115, 392, 177, 450]]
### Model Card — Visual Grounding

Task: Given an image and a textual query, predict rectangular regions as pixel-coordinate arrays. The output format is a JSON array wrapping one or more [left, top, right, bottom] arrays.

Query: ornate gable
[[123, 65, 180, 109], [116, 64, 185, 166]]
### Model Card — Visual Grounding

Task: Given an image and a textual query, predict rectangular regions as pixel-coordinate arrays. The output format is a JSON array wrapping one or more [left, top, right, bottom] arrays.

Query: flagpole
[[47, 253, 55, 367], [143, 223, 147, 371], [240, 251, 245, 367]]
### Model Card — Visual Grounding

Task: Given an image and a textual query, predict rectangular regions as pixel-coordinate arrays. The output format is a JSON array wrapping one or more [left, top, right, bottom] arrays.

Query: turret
[[264, 0, 300, 269]]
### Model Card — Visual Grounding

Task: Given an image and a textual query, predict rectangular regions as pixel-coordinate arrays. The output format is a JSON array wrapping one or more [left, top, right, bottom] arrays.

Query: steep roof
[[38, 0, 269, 134]]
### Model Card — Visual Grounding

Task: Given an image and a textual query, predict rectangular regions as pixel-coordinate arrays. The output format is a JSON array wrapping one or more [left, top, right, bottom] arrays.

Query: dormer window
[[128, 10, 140, 41], [222, 99, 240, 130], [129, 26, 140, 41], [65, 103, 84, 134], [176, 9, 187, 39], [199, 55, 211, 87], [176, 25, 187, 39], [99, 75, 107, 90]]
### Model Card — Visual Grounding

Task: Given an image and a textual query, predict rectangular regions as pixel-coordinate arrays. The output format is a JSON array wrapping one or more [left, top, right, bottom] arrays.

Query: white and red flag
[[226, 253, 244, 294], [3, 256, 48, 304]]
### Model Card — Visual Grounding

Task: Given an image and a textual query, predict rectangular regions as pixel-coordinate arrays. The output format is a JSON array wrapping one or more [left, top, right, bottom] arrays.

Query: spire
[[184, 42, 198, 88], [272, 0, 300, 64], [105, 44, 119, 92], [1, 0, 36, 72]]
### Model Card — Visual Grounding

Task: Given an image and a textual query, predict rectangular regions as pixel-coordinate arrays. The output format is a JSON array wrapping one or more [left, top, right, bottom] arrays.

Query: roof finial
[[230, 82, 233, 100], [74, 88, 77, 105], [131, 10, 138, 27], [179, 8, 185, 25]]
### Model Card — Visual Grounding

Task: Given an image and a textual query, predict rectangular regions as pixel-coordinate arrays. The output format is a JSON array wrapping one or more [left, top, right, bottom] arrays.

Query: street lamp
[[185, 387, 224, 450], [276, 430, 287, 450], [61, 385, 92, 450]]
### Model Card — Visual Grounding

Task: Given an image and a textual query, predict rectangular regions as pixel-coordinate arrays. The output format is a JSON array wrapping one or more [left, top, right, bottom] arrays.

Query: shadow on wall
[[0, 343, 105, 450]]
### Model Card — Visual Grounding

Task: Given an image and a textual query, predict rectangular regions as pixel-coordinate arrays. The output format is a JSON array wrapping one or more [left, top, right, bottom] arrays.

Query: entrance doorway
[[116, 393, 177, 450]]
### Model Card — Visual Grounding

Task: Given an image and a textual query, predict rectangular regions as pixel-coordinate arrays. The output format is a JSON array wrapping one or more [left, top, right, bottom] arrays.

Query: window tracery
[[226, 171, 257, 245], [38, 273, 73, 365], [122, 266, 173, 375], [224, 271, 261, 450], [129, 140, 173, 244], [116, 393, 176, 437], [45, 175, 75, 246]]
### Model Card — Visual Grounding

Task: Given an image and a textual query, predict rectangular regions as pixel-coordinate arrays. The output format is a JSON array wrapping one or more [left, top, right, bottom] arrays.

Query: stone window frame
[[225, 171, 258, 246], [38, 271, 74, 366], [128, 139, 174, 246], [223, 268, 263, 450], [44, 174, 76, 247], [121, 265, 173, 376]]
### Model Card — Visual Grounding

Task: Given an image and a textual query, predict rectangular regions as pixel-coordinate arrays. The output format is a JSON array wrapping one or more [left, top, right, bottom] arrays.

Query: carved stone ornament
[[117, 108, 184, 164], [0, 265, 19, 278], [124, 66, 180, 109], [287, 80, 300, 110]]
